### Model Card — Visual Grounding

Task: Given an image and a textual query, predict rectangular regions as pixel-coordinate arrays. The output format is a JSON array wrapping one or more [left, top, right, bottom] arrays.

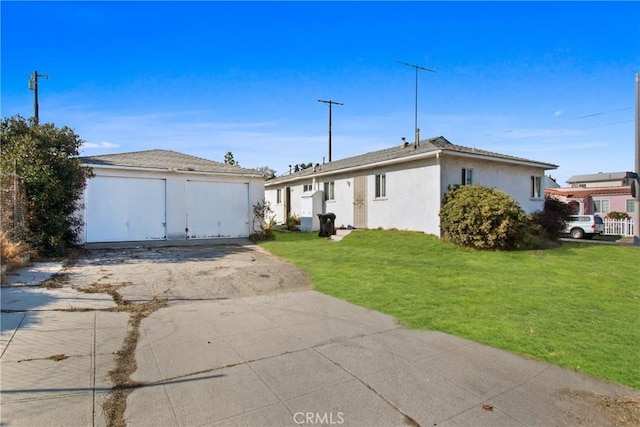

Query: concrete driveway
[[1, 241, 638, 426]]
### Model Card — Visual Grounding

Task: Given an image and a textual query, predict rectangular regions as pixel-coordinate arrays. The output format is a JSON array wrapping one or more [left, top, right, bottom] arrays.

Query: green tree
[[255, 166, 276, 180], [0, 115, 93, 256], [224, 151, 239, 166], [293, 162, 312, 173]]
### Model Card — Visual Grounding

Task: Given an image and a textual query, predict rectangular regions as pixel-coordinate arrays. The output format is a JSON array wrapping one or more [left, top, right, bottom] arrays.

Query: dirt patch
[[41, 273, 67, 289], [86, 280, 167, 427], [560, 389, 640, 426], [17, 353, 70, 363], [77, 282, 131, 306]]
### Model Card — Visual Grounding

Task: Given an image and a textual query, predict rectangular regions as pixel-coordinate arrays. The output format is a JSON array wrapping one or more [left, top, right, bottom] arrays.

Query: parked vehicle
[[563, 215, 604, 239]]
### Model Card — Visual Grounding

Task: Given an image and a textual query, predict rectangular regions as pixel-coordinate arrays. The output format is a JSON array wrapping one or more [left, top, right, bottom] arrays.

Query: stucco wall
[[265, 154, 553, 237], [439, 155, 547, 214]]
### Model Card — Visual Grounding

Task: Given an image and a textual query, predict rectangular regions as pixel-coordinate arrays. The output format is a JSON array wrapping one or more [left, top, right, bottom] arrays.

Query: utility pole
[[28, 70, 48, 124], [396, 61, 435, 148], [634, 73, 639, 244], [318, 99, 343, 162]]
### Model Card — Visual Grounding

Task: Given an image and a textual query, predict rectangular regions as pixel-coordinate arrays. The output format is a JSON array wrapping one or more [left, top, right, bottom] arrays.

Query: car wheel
[[570, 228, 584, 239]]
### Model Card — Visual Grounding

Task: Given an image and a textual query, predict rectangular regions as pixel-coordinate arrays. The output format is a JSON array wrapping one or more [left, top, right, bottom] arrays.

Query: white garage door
[[186, 181, 249, 239], [85, 176, 166, 242]]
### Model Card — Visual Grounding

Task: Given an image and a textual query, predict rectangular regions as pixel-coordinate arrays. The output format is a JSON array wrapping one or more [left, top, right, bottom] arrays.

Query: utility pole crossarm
[[318, 99, 344, 162]]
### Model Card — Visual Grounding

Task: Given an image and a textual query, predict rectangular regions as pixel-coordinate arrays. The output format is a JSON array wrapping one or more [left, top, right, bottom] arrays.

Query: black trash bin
[[317, 213, 336, 237]]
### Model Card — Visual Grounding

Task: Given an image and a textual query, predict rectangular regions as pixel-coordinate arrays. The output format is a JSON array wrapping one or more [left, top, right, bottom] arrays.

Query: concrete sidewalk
[[126, 291, 639, 427], [1, 262, 638, 426]]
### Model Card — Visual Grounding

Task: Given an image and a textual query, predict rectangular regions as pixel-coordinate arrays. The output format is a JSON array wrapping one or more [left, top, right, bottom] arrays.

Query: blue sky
[[2, 1, 639, 185]]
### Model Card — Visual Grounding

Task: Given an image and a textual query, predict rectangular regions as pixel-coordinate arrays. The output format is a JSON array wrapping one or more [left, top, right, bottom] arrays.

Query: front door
[[353, 175, 367, 228]]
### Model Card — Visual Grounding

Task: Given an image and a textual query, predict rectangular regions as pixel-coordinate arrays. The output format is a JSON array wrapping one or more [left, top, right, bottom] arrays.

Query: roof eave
[[440, 150, 558, 170], [265, 150, 442, 187], [82, 163, 262, 178]]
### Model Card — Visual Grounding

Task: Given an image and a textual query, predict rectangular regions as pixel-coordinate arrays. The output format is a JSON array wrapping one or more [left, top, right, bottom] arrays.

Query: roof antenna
[[396, 61, 436, 149]]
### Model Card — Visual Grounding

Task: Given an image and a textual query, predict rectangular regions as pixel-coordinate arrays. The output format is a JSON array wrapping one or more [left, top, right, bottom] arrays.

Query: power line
[[455, 119, 633, 145]]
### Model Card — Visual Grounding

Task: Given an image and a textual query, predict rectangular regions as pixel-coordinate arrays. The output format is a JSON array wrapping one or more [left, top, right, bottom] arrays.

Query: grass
[[261, 229, 640, 389]]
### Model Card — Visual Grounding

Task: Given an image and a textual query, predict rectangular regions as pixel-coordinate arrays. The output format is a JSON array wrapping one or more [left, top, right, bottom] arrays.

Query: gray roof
[[267, 136, 558, 185], [566, 171, 629, 184], [80, 149, 259, 175]]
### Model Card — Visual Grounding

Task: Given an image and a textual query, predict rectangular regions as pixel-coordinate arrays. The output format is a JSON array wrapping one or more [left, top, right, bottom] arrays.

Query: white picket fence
[[602, 218, 635, 237]]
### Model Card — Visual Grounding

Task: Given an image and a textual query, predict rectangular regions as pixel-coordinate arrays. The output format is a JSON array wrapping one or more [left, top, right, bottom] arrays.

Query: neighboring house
[[264, 136, 558, 236], [544, 175, 561, 189], [79, 149, 264, 243], [545, 171, 636, 217], [566, 171, 630, 188]]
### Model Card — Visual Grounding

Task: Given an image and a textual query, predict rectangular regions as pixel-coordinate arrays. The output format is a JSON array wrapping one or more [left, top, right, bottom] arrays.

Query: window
[[530, 176, 542, 198], [627, 199, 636, 213], [461, 168, 473, 185], [276, 189, 282, 204], [303, 184, 313, 192], [594, 199, 610, 214], [324, 181, 335, 200], [375, 174, 386, 198]]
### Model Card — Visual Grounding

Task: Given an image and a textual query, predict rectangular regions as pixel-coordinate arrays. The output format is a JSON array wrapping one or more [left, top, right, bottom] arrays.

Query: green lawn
[[261, 229, 640, 389]]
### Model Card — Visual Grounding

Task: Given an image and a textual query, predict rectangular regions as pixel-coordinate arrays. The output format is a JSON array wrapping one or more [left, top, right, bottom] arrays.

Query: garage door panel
[[86, 177, 166, 242], [186, 181, 249, 239]]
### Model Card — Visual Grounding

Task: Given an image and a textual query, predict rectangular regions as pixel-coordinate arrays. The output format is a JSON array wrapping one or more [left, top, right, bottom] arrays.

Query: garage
[[85, 176, 166, 242], [186, 181, 249, 239], [79, 149, 264, 244]]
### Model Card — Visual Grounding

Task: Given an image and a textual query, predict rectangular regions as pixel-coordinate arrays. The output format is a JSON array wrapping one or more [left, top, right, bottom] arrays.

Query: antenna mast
[[396, 61, 435, 148]]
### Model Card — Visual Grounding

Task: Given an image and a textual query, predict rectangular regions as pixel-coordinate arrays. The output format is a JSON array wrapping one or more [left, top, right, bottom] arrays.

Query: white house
[[79, 149, 264, 243], [265, 136, 557, 236]]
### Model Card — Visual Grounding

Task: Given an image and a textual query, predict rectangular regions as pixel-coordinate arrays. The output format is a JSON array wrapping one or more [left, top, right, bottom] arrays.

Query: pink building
[[545, 171, 635, 217]]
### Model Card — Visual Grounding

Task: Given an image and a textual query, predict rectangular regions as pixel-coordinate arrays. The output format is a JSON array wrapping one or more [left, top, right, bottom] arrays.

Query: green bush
[[607, 211, 629, 220], [439, 184, 531, 250], [1, 115, 93, 257]]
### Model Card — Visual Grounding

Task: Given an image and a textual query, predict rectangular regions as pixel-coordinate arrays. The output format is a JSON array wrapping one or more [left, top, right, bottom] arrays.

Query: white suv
[[563, 215, 604, 239]]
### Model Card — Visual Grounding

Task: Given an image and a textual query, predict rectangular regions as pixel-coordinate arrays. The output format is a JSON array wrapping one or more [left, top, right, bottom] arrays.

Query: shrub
[[530, 195, 574, 240], [607, 211, 629, 220], [286, 214, 301, 231], [439, 184, 531, 250], [250, 200, 276, 242], [1, 115, 92, 257]]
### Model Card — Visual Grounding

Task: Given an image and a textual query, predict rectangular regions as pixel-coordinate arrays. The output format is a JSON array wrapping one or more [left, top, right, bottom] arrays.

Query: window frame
[[594, 199, 610, 214], [324, 181, 335, 201], [626, 199, 636, 213], [276, 189, 282, 204], [461, 168, 473, 185], [530, 176, 542, 199], [375, 174, 386, 198]]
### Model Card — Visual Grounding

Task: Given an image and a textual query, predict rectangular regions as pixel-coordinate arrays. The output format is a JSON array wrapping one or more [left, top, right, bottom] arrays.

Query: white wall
[[265, 155, 552, 237], [363, 159, 442, 235], [439, 155, 548, 214]]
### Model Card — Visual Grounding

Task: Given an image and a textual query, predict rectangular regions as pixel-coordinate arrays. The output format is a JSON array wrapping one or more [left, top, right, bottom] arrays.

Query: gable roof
[[267, 136, 557, 185], [566, 171, 629, 184], [80, 149, 259, 176], [545, 186, 632, 199]]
